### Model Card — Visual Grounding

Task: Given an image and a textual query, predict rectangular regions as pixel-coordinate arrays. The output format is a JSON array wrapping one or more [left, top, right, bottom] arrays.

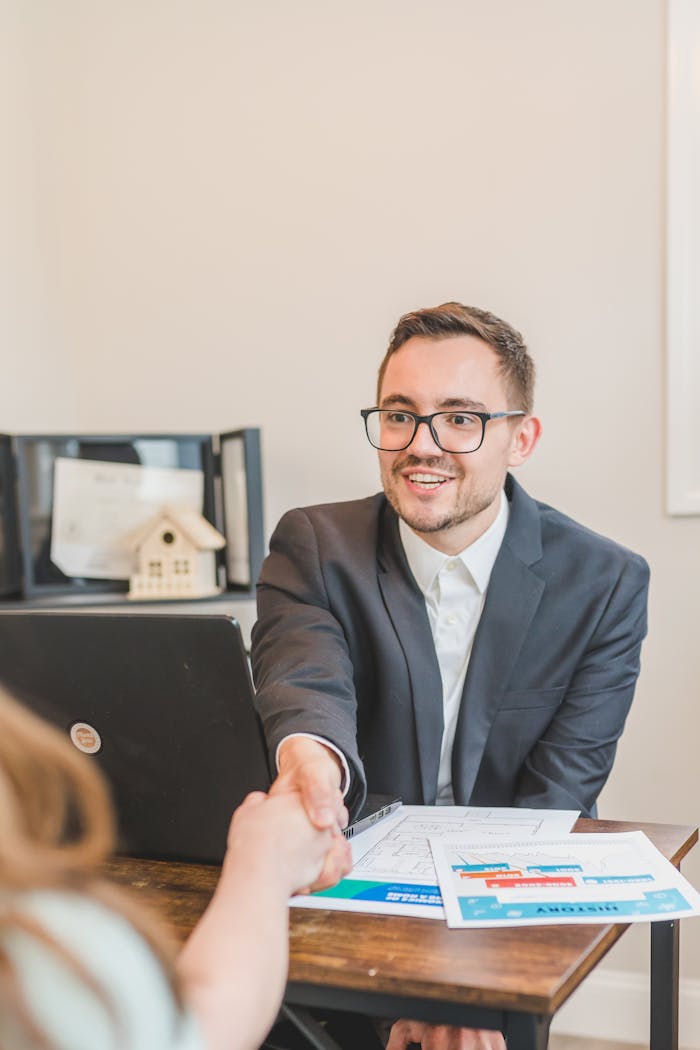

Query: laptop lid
[[0, 611, 271, 863]]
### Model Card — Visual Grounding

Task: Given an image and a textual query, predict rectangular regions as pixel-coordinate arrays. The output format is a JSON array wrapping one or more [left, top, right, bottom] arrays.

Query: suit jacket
[[251, 475, 649, 819]]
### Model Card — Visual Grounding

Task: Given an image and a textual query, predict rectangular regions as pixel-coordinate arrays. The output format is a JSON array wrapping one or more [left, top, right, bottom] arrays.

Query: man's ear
[[507, 415, 542, 468]]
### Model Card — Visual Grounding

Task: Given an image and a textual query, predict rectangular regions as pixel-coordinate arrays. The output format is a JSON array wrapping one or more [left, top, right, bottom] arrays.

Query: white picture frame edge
[[667, 0, 700, 514]]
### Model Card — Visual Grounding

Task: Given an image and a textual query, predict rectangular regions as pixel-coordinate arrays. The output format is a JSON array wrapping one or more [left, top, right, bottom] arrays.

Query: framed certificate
[[9, 429, 264, 599]]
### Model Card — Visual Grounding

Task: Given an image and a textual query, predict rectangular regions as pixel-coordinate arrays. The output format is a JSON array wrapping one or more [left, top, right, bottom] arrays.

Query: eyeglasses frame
[[360, 407, 526, 454]]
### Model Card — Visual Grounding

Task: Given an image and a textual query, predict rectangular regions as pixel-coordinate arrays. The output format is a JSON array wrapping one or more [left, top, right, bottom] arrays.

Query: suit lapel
[[377, 507, 443, 805], [452, 476, 545, 804]]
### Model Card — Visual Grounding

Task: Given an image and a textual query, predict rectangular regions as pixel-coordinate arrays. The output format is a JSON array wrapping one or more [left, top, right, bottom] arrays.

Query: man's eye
[[386, 412, 411, 424], [448, 413, 478, 427]]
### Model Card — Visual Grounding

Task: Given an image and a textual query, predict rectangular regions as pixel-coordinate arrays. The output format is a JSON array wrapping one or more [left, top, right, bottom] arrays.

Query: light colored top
[[399, 490, 509, 803], [0, 889, 203, 1050]]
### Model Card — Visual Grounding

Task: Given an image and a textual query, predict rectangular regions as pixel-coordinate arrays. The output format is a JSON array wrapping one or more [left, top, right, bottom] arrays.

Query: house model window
[[128, 505, 226, 600]]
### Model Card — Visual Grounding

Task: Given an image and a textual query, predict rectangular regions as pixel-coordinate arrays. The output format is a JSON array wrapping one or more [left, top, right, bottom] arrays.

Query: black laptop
[[0, 610, 400, 863], [0, 611, 271, 863]]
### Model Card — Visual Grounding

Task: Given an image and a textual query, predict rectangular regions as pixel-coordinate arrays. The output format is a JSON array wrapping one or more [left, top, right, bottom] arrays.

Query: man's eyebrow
[[438, 397, 488, 412], [379, 394, 488, 412], [379, 394, 418, 409]]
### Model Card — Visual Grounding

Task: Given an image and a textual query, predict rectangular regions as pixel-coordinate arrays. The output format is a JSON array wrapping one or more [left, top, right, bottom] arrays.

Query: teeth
[[408, 473, 445, 487]]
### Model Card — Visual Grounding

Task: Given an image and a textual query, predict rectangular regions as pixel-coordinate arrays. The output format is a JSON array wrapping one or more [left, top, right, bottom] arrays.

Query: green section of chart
[[313, 879, 379, 899]]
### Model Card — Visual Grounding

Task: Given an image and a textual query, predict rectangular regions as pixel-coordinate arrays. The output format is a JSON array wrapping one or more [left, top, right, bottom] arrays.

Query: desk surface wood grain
[[104, 817, 698, 1016]]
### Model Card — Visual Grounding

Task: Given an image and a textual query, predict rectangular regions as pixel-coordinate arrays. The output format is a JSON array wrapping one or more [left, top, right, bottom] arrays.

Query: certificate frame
[[13, 433, 218, 598], [9, 429, 264, 600], [0, 434, 21, 596], [218, 427, 265, 590], [666, 0, 700, 514]]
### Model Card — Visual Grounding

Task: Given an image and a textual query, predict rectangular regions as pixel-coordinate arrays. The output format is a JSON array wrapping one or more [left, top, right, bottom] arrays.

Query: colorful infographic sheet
[[430, 831, 700, 928], [291, 805, 578, 919]]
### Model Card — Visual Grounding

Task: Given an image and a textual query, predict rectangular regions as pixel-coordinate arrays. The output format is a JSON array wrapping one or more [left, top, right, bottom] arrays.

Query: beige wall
[[4, 0, 699, 985], [1, 3, 78, 425]]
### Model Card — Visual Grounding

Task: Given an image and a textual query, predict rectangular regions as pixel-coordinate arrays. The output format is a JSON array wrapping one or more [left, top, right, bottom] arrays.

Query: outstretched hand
[[270, 736, 352, 891], [226, 790, 339, 898]]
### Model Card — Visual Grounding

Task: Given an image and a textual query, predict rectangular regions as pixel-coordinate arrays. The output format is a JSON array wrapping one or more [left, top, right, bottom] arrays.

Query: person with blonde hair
[[0, 686, 350, 1050]]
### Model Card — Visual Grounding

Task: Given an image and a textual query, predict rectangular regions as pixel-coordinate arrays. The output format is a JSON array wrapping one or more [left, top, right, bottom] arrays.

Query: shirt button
[[446, 614, 458, 626], [446, 561, 457, 572]]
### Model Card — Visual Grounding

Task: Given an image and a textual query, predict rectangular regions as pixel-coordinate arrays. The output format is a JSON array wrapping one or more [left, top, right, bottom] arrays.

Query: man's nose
[[407, 418, 443, 455]]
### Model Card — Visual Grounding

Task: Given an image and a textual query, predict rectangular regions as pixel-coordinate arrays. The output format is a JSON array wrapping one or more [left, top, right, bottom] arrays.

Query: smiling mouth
[[406, 472, 451, 490]]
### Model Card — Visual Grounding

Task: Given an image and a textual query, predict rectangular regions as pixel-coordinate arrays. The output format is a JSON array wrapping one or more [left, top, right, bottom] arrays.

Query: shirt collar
[[399, 489, 509, 597]]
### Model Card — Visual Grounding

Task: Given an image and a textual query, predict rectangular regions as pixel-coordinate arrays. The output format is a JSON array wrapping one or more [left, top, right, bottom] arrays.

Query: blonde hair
[[0, 687, 180, 1048]]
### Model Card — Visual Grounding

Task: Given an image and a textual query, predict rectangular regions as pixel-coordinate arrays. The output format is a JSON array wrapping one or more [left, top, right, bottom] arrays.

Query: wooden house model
[[128, 504, 226, 600]]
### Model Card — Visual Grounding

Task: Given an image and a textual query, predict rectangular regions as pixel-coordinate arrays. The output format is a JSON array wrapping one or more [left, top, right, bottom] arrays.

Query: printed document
[[430, 831, 700, 928], [291, 804, 579, 920], [51, 457, 204, 579]]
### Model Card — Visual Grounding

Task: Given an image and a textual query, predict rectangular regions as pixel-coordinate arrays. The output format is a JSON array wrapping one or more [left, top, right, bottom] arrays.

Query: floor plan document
[[430, 831, 700, 928], [291, 805, 578, 919]]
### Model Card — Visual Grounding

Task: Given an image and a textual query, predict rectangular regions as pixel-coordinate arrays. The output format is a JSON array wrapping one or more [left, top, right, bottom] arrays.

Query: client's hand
[[226, 789, 348, 898], [269, 737, 351, 891], [386, 1020, 506, 1050]]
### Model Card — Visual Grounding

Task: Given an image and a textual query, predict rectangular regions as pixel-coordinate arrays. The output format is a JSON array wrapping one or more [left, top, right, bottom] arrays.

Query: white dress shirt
[[399, 491, 509, 804]]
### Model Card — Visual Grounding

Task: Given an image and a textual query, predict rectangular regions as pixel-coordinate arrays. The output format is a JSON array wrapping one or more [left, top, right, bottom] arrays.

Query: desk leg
[[506, 1012, 550, 1050], [650, 919, 679, 1050]]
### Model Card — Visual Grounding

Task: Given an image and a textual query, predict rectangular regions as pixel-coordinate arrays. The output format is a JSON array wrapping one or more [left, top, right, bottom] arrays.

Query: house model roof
[[129, 505, 226, 551]]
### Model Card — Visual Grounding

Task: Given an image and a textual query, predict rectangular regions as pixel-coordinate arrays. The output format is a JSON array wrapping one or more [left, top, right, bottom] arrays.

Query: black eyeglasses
[[361, 407, 526, 454]]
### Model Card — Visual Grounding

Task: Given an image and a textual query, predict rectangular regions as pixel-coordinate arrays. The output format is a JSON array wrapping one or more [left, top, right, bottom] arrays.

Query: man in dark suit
[[252, 301, 649, 1050]]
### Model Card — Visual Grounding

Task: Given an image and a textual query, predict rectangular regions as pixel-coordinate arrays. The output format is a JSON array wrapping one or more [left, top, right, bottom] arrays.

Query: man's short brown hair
[[377, 301, 535, 413]]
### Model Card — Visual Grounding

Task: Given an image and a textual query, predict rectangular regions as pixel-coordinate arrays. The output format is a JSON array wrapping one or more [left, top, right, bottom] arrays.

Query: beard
[[382, 454, 503, 535]]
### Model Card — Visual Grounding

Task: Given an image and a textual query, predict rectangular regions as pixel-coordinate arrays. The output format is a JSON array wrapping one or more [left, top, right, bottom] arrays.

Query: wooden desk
[[105, 818, 698, 1050]]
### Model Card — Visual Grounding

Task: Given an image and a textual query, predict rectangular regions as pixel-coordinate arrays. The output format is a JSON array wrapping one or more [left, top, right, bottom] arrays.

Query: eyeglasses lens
[[365, 410, 483, 453]]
